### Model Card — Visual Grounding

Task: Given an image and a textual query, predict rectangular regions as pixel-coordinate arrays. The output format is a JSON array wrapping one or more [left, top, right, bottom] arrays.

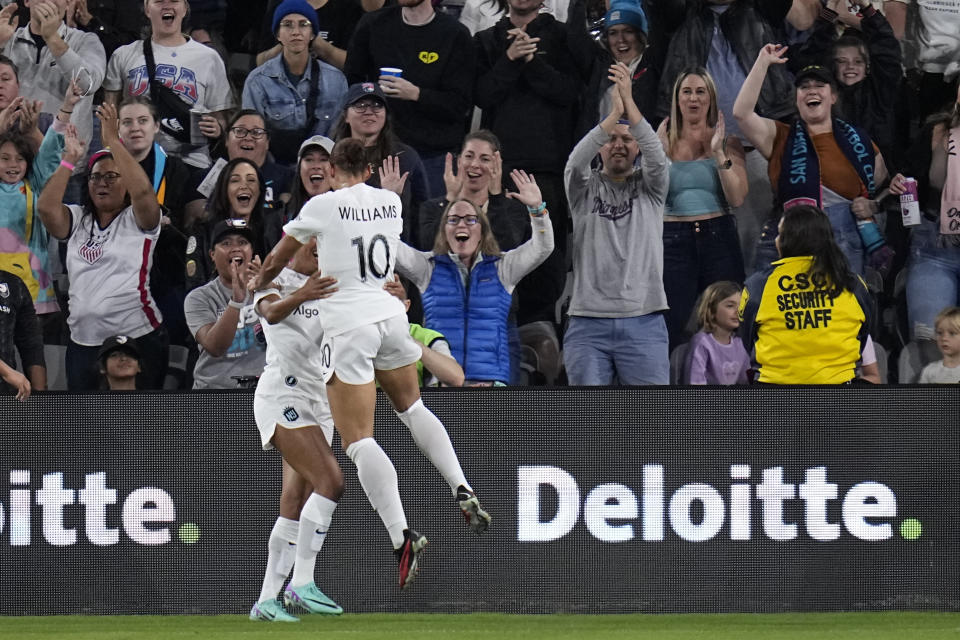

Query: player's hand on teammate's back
[[298, 272, 339, 301]]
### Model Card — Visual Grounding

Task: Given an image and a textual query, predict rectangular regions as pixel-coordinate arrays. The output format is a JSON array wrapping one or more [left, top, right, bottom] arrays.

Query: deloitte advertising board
[[1, 388, 958, 614]]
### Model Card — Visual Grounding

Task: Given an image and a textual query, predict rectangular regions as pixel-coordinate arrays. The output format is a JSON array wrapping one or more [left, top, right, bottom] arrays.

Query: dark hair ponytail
[[778, 205, 855, 297], [331, 137, 367, 177]]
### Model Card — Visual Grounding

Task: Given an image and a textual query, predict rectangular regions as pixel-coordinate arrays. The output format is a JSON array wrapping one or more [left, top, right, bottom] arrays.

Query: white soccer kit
[[253, 268, 333, 450], [283, 183, 419, 383]]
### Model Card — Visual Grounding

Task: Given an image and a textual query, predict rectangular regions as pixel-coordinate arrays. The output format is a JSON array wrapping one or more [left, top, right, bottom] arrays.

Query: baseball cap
[[343, 82, 387, 109], [98, 335, 141, 362], [298, 135, 335, 160], [794, 65, 836, 87], [88, 148, 113, 171], [209, 218, 256, 246], [604, 0, 648, 36]]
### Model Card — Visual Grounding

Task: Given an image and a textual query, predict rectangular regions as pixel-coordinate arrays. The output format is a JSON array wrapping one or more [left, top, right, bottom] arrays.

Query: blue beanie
[[604, 0, 648, 36], [272, 0, 320, 36]]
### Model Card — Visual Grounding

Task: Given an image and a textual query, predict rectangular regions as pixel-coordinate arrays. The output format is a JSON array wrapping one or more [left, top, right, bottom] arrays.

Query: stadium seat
[[898, 340, 941, 383], [164, 345, 191, 390], [43, 344, 68, 391], [519, 321, 561, 386], [669, 343, 689, 385]]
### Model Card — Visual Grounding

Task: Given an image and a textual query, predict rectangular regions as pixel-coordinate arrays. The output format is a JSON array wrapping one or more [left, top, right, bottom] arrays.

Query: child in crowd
[[684, 281, 750, 385], [97, 335, 142, 391], [919, 307, 960, 384]]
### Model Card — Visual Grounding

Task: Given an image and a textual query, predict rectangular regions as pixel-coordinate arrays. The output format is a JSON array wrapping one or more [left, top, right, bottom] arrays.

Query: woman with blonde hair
[[396, 170, 554, 385], [657, 67, 748, 348]]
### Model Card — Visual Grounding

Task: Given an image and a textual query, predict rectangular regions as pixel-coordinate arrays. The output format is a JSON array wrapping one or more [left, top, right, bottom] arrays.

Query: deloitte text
[[1, 470, 177, 546], [518, 465, 897, 543]]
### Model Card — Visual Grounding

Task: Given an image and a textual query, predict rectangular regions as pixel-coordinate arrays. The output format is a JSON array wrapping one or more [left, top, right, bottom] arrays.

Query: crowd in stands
[[2, 0, 960, 395]]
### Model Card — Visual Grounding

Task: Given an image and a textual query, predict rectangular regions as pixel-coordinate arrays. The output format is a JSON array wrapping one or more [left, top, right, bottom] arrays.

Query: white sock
[[290, 493, 337, 588], [396, 398, 469, 496], [257, 517, 298, 603], [346, 437, 407, 548]]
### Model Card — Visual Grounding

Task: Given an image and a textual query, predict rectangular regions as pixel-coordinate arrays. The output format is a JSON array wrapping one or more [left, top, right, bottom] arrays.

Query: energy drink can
[[900, 177, 921, 226]]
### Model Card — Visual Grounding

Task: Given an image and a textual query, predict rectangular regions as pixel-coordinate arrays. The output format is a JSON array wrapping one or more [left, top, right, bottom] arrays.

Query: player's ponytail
[[331, 138, 368, 177]]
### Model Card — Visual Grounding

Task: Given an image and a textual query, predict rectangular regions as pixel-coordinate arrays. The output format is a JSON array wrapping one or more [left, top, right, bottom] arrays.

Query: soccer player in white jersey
[[253, 138, 490, 590], [249, 238, 344, 622]]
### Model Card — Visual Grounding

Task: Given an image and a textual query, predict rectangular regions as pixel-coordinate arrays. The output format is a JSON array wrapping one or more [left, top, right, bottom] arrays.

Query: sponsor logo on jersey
[[283, 407, 299, 422]]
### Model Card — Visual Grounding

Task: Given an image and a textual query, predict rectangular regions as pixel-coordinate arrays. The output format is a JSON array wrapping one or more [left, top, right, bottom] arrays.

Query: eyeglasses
[[88, 172, 121, 185], [446, 214, 479, 226], [349, 100, 385, 114], [229, 126, 267, 140], [279, 20, 313, 31]]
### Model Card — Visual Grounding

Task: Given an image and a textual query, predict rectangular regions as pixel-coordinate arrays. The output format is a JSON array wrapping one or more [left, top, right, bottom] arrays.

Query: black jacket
[[657, 0, 794, 122], [475, 14, 584, 173], [797, 6, 902, 168], [0, 270, 43, 394]]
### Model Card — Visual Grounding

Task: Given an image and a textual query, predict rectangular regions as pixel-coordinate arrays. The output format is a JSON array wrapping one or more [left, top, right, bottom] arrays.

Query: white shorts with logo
[[253, 368, 334, 450], [321, 313, 421, 385]]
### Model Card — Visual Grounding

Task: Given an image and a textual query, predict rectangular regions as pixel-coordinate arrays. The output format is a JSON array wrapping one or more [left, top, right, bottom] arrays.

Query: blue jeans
[[563, 315, 669, 385], [906, 218, 960, 340], [823, 202, 864, 275], [662, 215, 745, 348], [753, 205, 865, 275]]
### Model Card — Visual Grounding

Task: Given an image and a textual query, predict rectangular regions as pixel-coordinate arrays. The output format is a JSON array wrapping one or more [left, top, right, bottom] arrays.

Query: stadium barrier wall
[[1, 387, 958, 615]]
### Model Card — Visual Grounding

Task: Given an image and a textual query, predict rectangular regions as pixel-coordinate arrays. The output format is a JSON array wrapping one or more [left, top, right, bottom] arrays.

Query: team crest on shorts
[[284, 375, 297, 387], [283, 406, 299, 422]]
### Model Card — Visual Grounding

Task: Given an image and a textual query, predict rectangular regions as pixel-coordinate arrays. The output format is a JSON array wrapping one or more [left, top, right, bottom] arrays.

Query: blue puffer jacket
[[422, 254, 513, 382]]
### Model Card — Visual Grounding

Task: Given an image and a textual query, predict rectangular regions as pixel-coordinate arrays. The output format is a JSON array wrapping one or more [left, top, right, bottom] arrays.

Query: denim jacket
[[242, 55, 348, 158]]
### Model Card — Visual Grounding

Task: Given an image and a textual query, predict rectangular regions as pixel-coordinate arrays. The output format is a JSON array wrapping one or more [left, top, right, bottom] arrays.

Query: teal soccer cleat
[[284, 582, 344, 615], [249, 598, 299, 622]]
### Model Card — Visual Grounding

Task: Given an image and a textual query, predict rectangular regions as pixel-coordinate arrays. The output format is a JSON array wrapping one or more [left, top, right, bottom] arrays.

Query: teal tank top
[[665, 158, 726, 216]]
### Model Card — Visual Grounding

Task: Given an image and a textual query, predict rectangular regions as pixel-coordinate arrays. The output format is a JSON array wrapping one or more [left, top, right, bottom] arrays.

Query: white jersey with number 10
[[283, 182, 407, 337]]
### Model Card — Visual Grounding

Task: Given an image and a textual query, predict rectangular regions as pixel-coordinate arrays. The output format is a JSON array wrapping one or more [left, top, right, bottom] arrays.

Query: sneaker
[[249, 599, 299, 622], [457, 485, 491, 534], [283, 582, 344, 615], [395, 528, 428, 590]]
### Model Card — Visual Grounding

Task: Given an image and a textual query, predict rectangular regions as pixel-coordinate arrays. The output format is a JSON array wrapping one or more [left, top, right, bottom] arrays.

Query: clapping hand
[[443, 152, 463, 201], [379, 155, 409, 196], [15, 99, 41, 135], [506, 27, 539, 62], [62, 124, 87, 166], [34, 1, 62, 41], [710, 112, 727, 155], [96, 102, 121, 147], [505, 169, 543, 209], [0, 5, 17, 46]]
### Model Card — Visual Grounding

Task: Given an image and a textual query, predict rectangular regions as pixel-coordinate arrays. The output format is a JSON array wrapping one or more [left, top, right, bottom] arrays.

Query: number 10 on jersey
[[351, 234, 392, 282]]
